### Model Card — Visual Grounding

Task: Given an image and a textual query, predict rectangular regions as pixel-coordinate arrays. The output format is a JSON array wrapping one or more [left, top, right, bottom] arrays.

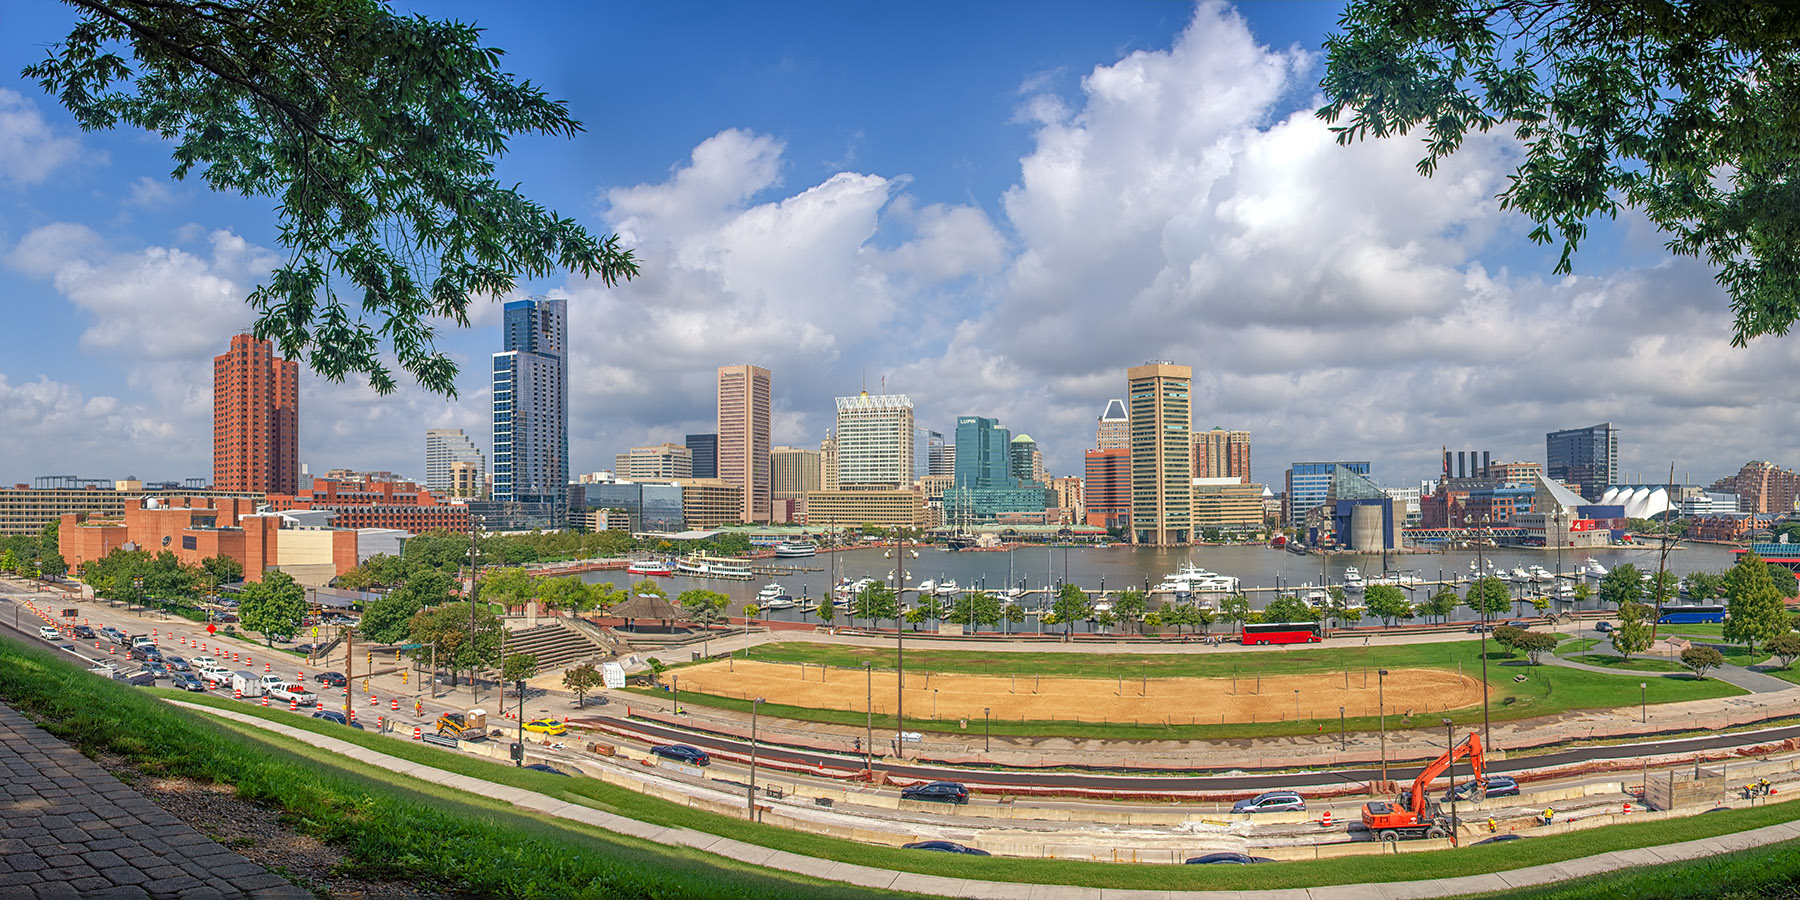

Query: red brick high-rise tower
[[213, 334, 299, 493]]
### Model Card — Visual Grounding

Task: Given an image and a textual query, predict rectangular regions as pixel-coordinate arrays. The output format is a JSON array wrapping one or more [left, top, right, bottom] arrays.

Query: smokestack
[[1484, 451, 1491, 477], [1458, 451, 1466, 479], [1444, 449, 1452, 481]]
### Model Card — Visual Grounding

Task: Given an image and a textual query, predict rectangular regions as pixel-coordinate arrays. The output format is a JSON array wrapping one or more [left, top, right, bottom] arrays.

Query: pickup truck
[[266, 683, 317, 706]]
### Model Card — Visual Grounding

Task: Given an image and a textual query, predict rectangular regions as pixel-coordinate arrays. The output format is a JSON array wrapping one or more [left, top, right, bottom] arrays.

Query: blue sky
[[0, 1, 1785, 492]]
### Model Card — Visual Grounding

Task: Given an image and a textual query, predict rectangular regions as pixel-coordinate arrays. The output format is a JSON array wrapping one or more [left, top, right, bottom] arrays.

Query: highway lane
[[600, 713, 1800, 793]]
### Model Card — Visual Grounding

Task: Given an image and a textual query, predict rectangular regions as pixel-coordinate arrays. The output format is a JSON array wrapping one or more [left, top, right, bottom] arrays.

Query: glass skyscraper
[[492, 297, 568, 525], [1545, 423, 1618, 501]]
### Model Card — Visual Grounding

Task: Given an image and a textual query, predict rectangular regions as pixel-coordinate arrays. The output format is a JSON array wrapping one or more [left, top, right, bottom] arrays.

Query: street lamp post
[[1340, 706, 1346, 752], [748, 697, 765, 819], [514, 680, 525, 767], [1641, 682, 1647, 723], [863, 662, 873, 773], [984, 707, 991, 752], [1378, 668, 1390, 785]]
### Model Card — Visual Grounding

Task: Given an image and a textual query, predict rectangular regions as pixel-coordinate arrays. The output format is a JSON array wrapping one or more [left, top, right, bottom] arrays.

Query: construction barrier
[[298, 671, 305, 682], [234, 687, 242, 699], [370, 695, 378, 706], [348, 710, 356, 723], [413, 726, 422, 740], [264, 663, 271, 673], [1322, 810, 1333, 827], [260, 696, 269, 707], [289, 698, 298, 712], [391, 697, 399, 711]]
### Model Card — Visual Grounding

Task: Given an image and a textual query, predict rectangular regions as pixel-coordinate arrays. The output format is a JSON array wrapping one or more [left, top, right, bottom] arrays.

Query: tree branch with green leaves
[[26, 0, 638, 395]]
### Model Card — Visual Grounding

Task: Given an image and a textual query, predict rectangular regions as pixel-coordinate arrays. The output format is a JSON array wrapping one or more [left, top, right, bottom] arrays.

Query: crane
[[1361, 731, 1485, 842]]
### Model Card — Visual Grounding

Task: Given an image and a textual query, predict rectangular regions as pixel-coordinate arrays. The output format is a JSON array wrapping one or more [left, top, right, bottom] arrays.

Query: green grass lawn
[[632, 640, 1746, 741], [1566, 654, 1690, 673], [4, 632, 1800, 897], [1558, 638, 1601, 655]]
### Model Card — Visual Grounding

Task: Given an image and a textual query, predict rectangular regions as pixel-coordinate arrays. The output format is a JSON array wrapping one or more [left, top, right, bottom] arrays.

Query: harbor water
[[581, 542, 1743, 634]]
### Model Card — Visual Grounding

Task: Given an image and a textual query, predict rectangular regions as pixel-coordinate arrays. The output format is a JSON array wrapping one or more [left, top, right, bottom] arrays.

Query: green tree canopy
[[1680, 645, 1724, 680], [1467, 577, 1512, 620], [502, 652, 539, 684], [562, 662, 602, 707], [677, 589, 731, 628], [1612, 601, 1655, 661], [1364, 584, 1412, 626], [1516, 630, 1559, 665], [1218, 594, 1252, 629], [1050, 584, 1091, 635], [1598, 565, 1644, 609], [237, 569, 305, 647], [1320, 1, 1800, 344], [1261, 594, 1317, 624], [200, 555, 245, 587], [1766, 633, 1800, 670], [1724, 551, 1791, 652], [1421, 585, 1459, 624], [25, 0, 636, 395]]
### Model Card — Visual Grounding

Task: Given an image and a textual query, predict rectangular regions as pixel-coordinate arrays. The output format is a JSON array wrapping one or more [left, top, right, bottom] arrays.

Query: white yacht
[[1342, 566, 1365, 590], [757, 583, 786, 601], [915, 579, 936, 594], [1583, 559, 1609, 578], [762, 595, 796, 610], [935, 580, 960, 596], [1526, 565, 1553, 583]]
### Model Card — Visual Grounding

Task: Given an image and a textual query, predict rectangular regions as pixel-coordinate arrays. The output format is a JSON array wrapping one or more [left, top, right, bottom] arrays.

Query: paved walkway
[[1545, 639, 1795, 693], [176, 699, 1800, 900], [0, 702, 310, 900]]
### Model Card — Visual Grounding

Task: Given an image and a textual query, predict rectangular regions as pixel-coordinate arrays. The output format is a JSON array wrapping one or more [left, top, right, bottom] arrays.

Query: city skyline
[[1, 2, 1790, 491]]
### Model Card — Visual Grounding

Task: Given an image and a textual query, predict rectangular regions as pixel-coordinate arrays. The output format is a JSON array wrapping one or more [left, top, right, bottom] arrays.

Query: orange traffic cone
[[1322, 810, 1333, 827], [289, 697, 298, 711], [413, 726, 422, 740]]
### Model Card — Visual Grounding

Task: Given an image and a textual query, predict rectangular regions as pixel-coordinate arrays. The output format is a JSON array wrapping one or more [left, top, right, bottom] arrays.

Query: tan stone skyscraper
[[1127, 362, 1192, 545], [1095, 398, 1129, 450], [717, 364, 772, 522], [213, 334, 299, 494]]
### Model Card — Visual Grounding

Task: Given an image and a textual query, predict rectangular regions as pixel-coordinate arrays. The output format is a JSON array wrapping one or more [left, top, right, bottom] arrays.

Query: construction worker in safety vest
[[1542, 807, 1555, 826], [1487, 816, 1498, 833]]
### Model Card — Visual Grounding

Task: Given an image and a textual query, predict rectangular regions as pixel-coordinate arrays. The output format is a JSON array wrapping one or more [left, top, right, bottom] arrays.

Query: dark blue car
[[902, 841, 989, 855], [901, 781, 970, 804], [651, 744, 710, 766]]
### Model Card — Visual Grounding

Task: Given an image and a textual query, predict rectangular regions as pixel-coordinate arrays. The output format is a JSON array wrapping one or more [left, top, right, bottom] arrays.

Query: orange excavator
[[1362, 732, 1484, 842]]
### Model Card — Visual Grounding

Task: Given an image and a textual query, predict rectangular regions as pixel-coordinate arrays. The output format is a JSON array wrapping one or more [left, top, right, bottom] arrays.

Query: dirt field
[[672, 660, 1483, 725]]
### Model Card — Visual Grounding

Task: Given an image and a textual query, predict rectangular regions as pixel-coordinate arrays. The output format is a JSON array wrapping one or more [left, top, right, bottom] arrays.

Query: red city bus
[[1240, 621, 1324, 646]]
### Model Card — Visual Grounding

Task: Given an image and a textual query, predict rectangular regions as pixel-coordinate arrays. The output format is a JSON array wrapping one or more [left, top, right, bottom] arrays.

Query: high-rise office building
[[954, 416, 1012, 488], [1095, 399, 1129, 450], [1085, 449, 1131, 529], [1194, 427, 1251, 483], [771, 446, 823, 497], [834, 392, 915, 487], [1010, 434, 1044, 484], [1545, 423, 1618, 501], [425, 428, 484, 495], [717, 364, 771, 522], [213, 334, 299, 494], [950, 415, 1046, 523], [685, 433, 718, 479], [614, 443, 693, 480], [492, 297, 568, 523], [819, 435, 839, 491], [925, 430, 953, 478], [448, 460, 484, 499], [1127, 362, 1192, 545]]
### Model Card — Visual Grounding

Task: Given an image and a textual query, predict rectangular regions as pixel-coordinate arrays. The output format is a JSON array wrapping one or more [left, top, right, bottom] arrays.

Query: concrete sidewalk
[[0, 702, 310, 900], [177, 699, 1800, 900]]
